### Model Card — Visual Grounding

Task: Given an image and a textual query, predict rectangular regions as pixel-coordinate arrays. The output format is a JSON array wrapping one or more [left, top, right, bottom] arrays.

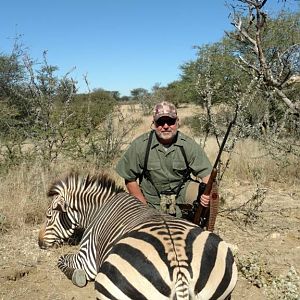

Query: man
[[116, 101, 212, 218]]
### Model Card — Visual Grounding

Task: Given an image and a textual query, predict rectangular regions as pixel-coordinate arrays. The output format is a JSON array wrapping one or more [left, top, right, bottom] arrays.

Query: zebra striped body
[[39, 173, 237, 300]]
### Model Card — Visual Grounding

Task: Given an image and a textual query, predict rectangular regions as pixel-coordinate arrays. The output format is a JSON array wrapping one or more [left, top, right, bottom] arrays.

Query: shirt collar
[[150, 130, 186, 149]]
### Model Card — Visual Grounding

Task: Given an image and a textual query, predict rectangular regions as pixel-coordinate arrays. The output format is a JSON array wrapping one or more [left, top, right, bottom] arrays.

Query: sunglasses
[[155, 117, 177, 127]]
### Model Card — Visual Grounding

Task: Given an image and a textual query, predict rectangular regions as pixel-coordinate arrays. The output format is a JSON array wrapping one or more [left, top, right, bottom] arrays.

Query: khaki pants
[[184, 180, 201, 205]]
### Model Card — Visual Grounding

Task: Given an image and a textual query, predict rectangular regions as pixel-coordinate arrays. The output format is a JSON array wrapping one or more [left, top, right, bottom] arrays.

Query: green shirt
[[116, 130, 212, 205]]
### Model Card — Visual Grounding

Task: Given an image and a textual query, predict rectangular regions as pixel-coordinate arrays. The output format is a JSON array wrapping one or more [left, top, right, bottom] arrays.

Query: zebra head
[[38, 177, 79, 249], [38, 172, 124, 249]]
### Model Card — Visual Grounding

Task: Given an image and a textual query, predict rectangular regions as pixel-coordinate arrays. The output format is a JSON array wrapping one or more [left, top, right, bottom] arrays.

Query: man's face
[[154, 116, 178, 144]]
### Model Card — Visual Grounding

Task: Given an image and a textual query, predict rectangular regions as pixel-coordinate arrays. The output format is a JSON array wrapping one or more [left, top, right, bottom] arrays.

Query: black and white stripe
[[39, 172, 237, 299]]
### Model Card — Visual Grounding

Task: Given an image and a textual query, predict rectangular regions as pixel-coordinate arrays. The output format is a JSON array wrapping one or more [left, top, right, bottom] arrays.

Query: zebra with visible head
[[39, 172, 237, 300]]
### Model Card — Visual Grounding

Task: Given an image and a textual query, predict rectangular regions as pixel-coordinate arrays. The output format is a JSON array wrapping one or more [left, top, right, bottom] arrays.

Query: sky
[[0, 0, 299, 96]]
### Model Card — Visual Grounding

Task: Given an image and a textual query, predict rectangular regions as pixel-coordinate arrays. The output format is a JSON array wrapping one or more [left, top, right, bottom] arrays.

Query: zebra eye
[[46, 208, 53, 219]]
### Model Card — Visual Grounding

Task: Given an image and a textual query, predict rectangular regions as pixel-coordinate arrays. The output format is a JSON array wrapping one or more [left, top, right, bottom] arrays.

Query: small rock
[[271, 232, 281, 239], [228, 243, 239, 256]]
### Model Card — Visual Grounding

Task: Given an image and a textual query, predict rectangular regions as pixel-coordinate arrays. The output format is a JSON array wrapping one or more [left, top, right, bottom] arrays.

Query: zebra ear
[[52, 197, 68, 212]]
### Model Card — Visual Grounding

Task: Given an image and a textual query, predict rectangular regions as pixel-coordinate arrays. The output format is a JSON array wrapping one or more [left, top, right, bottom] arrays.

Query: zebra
[[38, 172, 237, 300]]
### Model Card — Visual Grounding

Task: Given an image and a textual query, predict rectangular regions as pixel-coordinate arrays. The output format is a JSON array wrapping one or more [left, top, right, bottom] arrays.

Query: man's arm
[[125, 180, 147, 205]]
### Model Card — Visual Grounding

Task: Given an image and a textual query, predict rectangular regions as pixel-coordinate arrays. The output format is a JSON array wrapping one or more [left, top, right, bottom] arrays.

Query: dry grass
[[221, 138, 300, 186], [0, 163, 48, 231]]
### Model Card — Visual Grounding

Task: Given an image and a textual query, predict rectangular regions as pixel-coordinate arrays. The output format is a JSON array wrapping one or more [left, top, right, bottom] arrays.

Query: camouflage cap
[[153, 101, 177, 121]]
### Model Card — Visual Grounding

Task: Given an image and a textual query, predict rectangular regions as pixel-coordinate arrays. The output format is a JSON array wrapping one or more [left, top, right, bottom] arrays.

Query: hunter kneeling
[[116, 101, 212, 222]]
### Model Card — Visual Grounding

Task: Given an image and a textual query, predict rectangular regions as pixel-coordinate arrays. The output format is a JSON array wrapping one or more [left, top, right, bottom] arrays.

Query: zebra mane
[[47, 171, 125, 197]]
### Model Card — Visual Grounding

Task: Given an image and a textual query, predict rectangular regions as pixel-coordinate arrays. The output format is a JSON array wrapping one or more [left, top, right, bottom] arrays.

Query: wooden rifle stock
[[193, 168, 217, 226]]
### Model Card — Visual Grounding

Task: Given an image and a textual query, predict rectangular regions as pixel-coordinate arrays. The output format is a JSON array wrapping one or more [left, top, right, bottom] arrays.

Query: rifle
[[193, 115, 236, 231]]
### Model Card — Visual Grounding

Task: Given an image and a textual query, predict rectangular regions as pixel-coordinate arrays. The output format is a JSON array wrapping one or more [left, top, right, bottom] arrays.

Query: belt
[[178, 204, 193, 210], [160, 190, 177, 195]]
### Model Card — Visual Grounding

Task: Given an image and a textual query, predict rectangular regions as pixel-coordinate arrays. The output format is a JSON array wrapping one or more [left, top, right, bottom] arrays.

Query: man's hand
[[200, 175, 210, 207], [200, 193, 210, 207]]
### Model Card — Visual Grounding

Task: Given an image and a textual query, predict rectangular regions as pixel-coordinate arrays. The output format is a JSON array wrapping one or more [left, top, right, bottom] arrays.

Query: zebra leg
[[57, 254, 87, 287]]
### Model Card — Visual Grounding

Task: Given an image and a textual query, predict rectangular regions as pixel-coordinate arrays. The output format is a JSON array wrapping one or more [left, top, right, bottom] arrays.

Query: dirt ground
[[0, 104, 299, 299]]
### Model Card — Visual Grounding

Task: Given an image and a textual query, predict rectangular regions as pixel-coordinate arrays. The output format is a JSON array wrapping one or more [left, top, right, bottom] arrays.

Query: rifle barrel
[[213, 120, 234, 169]]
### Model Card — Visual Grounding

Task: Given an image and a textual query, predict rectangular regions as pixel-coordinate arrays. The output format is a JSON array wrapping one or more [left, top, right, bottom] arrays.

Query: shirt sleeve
[[188, 141, 212, 178]]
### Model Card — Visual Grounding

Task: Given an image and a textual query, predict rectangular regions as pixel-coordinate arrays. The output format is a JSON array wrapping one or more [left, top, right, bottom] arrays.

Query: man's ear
[[151, 120, 155, 129]]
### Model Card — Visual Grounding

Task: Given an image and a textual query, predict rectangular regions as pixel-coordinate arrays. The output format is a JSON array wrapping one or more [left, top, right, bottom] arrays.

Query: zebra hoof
[[72, 269, 87, 287]]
